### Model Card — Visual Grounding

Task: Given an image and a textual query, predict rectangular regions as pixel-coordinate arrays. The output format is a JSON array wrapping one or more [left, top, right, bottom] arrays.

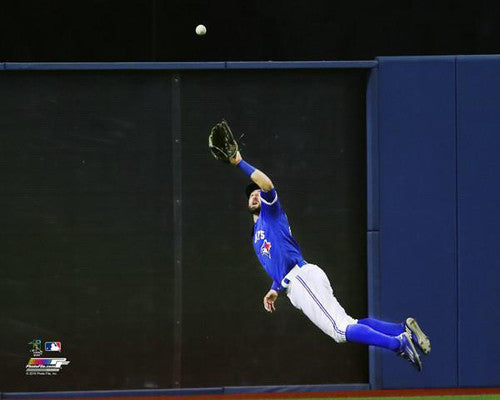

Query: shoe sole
[[406, 317, 431, 355], [403, 331, 423, 372]]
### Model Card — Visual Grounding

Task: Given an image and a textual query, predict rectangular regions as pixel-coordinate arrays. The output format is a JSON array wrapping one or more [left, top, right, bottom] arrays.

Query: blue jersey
[[252, 188, 306, 291]]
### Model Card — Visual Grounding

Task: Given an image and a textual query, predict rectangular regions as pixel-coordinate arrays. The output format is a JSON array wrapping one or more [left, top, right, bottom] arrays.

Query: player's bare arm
[[230, 151, 273, 192], [263, 289, 278, 312]]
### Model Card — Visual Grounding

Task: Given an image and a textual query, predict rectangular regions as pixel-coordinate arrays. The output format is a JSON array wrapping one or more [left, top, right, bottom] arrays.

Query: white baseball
[[195, 24, 207, 36]]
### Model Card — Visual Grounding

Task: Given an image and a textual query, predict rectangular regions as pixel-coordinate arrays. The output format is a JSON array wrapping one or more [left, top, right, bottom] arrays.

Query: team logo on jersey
[[260, 240, 272, 258]]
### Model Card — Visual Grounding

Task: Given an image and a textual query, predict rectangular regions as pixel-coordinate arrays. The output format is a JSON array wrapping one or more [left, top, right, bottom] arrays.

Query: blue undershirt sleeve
[[238, 160, 256, 177], [271, 280, 282, 292]]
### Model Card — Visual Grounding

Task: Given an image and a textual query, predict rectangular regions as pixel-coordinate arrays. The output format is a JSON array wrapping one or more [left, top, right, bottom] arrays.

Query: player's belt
[[281, 260, 307, 288]]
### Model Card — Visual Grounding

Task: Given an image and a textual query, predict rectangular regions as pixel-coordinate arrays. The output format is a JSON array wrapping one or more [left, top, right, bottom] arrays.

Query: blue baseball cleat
[[405, 317, 431, 355], [397, 331, 423, 371]]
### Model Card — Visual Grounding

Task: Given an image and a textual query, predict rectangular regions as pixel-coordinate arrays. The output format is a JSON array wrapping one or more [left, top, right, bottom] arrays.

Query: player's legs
[[285, 264, 423, 371], [357, 318, 405, 336], [357, 317, 430, 356], [358, 317, 430, 355], [286, 264, 357, 343], [345, 323, 400, 350], [287, 265, 399, 350]]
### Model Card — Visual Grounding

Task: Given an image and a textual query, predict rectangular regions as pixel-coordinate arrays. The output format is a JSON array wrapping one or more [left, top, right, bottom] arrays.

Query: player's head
[[246, 182, 261, 215]]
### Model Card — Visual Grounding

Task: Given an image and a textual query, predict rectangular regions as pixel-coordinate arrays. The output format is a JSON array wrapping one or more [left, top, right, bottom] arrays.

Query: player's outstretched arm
[[230, 151, 274, 192]]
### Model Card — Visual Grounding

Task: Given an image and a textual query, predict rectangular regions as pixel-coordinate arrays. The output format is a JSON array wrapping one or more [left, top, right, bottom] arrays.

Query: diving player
[[229, 150, 430, 371]]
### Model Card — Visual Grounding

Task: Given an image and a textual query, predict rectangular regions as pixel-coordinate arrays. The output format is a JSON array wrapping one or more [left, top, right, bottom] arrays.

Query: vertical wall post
[[366, 64, 382, 389], [171, 73, 183, 388]]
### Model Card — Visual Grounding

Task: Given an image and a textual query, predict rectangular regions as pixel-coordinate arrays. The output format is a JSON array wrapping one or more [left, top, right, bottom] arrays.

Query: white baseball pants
[[284, 263, 357, 343]]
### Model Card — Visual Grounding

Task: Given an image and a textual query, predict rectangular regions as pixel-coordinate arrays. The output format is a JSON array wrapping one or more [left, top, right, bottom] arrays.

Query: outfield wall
[[367, 55, 500, 389], [1, 57, 499, 395]]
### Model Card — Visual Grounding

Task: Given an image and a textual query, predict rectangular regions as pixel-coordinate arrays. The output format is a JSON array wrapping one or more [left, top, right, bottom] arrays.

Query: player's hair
[[245, 182, 260, 198]]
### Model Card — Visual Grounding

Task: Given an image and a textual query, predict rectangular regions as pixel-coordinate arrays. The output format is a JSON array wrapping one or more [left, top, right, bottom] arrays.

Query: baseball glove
[[208, 119, 239, 163]]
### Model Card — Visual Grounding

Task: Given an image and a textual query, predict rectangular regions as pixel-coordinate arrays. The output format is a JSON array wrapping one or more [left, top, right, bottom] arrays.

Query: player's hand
[[229, 151, 242, 166], [263, 289, 278, 312]]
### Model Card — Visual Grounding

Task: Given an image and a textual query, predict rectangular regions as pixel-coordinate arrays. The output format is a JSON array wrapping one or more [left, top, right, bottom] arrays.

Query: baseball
[[195, 24, 207, 36]]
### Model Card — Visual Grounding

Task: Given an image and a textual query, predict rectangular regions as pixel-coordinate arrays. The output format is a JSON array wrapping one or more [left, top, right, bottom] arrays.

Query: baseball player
[[208, 121, 431, 371]]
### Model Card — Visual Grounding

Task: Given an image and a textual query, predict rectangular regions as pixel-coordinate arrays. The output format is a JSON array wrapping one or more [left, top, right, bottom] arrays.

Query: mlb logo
[[45, 342, 62, 352]]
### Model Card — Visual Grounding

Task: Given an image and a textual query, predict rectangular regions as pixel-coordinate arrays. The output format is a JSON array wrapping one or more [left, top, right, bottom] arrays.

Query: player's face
[[248, 189, 261, 215]]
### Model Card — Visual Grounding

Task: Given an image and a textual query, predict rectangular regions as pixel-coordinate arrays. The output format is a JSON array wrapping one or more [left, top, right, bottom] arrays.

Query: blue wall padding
[[374, 56, 458, 388], [371, 55, 500, 389], [456, 55, 500, 386]]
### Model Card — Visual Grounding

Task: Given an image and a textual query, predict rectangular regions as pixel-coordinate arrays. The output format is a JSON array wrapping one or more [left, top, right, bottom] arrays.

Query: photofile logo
[[26, 358, 70, 376]]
